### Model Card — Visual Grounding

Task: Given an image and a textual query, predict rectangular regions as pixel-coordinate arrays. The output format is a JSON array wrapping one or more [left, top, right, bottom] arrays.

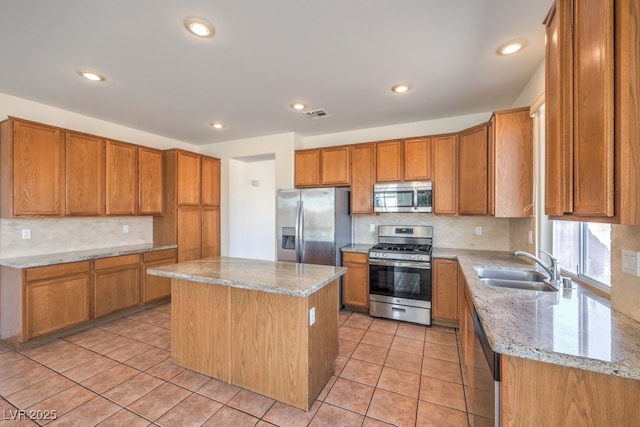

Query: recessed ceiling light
[[78, 70, 106, 82], [391, 84, 411, 94], [184, 18, 215, 38], [291, 103, 307, 111], [497, 39, 527, 55], [210, 122, 225, 129]]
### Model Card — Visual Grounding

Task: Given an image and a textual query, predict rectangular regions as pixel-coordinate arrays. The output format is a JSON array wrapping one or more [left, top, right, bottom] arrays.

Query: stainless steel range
[[369, 225, 432, 325]]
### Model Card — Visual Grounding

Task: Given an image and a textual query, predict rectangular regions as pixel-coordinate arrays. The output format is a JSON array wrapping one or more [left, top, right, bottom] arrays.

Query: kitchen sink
[[479, 278, 558, 292], [474, 267, 547, 283]]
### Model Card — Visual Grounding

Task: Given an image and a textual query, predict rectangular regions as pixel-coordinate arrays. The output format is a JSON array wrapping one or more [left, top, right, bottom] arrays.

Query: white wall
[[512, 60, 545, 108]]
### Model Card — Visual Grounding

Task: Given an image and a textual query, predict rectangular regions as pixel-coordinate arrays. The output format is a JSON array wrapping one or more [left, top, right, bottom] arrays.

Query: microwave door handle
[[413, 188, 418, 211]]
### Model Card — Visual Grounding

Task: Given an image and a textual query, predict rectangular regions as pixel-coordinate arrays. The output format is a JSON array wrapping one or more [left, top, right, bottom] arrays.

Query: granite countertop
[[435, 248, 640, 380], [147, 256, 347, 298], [0, 243, 178, 268], [341, 244, 374, 254]]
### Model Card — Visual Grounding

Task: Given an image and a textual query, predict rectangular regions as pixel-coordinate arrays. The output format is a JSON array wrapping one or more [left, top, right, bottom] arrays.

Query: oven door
[[369, 259, 431, 301]]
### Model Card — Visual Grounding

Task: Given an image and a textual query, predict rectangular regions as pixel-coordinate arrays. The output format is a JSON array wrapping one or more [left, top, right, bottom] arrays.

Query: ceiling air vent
[[302, 109, 332, 120]]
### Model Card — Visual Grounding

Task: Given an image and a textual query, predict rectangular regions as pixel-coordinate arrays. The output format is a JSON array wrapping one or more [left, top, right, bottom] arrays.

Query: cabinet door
[[433, 135, 458, 214], [94, 262, 141, 318], [458, 125, 488, 215], [138, 146, 163, 215], [177, 207, 202, 262], [321, 146, 350, 185], [177, 151, 201, 206], [404, 137, 432, 181], [202, 156, 221, 207], [9, 120, 64, 216], [26, 274, 90, 339], [350, 144, 376, 214], [294, 149, 321, 187], [376, 140, 403, 182], [432, 259, 458, 322], [105, 140, 137, 215], [342, 253, 369, 308], [143, 259, 174, 302], [65, 132, 104, 216], [572, 0, 614, 216], [202, 207, 220, 258]]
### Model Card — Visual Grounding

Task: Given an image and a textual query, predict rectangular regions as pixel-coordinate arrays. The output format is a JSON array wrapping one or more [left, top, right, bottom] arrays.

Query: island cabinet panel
[[65, 132, 105, 216], [342, 252, 369, 309], [171, 279, 230, 382], [0, 118, 65, 217], [432, 259, 459, 326], [94, 254, 141, 318], [350, 143, 376, 214], [457, 124, 488, 215], [432, 134, 458, 214], [177, 150, 201, 206], [138, 146, 164, 215], [501, 355, 640, 426], [403, 137, 432, 181], [105, 140, 138, 215], [142, 249, 176, 302], [320, 146, 350, 186], [201, 156, 221, 207], [294, 149, 321, 187], [375, 140, 403, 182]]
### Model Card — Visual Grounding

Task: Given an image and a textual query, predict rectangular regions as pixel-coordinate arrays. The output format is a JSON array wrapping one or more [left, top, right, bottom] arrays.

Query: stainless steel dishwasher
[[470, 309, 501, 427]]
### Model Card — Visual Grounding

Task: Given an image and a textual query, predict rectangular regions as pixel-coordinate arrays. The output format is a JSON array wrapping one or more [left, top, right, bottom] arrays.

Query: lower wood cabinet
[[432, 258, 459, 326], [94, 254, 141, 318], [143, 249, 177, 302], [341, 252, 369, 309]]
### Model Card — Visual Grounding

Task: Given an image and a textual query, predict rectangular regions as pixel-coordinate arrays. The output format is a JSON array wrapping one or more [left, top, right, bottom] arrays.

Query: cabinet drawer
[[343, 252, 368, 264], [95, 254, 140, 270], [25, 261, 91, 282], [143, 249, 177, 262]]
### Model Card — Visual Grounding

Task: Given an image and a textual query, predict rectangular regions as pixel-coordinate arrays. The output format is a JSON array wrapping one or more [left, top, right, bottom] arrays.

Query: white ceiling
[[0, 1, 552, 146]]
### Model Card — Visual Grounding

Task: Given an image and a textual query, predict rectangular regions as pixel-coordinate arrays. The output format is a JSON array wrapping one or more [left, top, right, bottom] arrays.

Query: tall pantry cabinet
[[154, 149, 221, 262]]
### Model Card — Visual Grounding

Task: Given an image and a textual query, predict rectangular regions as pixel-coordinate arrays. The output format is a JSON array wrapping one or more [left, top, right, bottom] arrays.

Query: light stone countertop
[[147, 256, 347, 298], [340, 244, 374, 254], [0, 243, 178, 268], [435, 248, 640, 380]]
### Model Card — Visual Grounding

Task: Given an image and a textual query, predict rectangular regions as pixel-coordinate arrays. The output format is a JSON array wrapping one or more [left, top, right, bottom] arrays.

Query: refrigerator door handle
[[295, 201, 302, 262], [299, 201, 305, 263]]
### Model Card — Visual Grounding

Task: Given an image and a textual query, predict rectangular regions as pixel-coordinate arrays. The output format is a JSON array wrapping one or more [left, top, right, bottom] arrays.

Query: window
[[552, 221, 611, 288]]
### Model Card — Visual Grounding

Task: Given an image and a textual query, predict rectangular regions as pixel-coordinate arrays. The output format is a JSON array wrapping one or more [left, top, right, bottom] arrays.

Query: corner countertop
[[0, 243, 178, 268], [436, 248, 640, 380], [341, 244, 374, 254], [147, 256, 347, 298]]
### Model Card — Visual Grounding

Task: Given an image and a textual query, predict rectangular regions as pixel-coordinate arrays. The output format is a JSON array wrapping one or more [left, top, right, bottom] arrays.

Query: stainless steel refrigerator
[[276, 188, 351, 266]]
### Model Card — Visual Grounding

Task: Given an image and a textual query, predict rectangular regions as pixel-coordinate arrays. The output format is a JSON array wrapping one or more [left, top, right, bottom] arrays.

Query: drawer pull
[[391, 306, 406, 312]]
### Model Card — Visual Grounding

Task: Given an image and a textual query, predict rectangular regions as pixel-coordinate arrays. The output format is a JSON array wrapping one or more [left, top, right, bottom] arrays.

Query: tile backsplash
[[0, 217, 153, 259]]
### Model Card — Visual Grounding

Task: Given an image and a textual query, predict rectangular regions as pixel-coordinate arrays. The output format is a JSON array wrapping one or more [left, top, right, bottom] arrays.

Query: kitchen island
[[147, 256, 346, 411]]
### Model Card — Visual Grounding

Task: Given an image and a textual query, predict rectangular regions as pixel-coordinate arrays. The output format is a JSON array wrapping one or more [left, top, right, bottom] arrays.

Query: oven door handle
[[369, 259, 431, 269]]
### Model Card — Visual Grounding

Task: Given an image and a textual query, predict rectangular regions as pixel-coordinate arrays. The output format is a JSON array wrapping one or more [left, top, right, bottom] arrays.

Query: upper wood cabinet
[[202, 156, 221, 207], [0, 118, 65, 217], [202, 207, 221, 258], [403, 137, 432, 181], [489, 108, 534, 217], [375, 140, 403, 182], [138, 147, 163, 215], [321, 146, 350, 186], [294, 149, 321, 187], [458, 124, 488, 215], [350, 143, 376, 215], [177, 150, 201, 206], [432, 134, 458, 215], [65, 132, 105, 216], [105, 140, 138, 215]]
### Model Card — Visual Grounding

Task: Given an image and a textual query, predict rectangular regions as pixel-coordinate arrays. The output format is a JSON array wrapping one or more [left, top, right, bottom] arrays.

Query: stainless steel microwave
[[373, 182, 433, 213]]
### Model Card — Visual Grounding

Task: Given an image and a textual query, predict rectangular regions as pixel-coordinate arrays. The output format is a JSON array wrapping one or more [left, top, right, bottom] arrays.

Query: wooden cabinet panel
[[342, 252, 369, 308], [321, 146, 350, 186], [177, 151, 201, 205], [294, 149, 321, 187], [25, 261, 90, 282], [376, 140, 403, 182], [404, 137, 432, 181], [433, 135, 458, 214], [143, 253, 176, 302], [202, 207, 220, 258], [202, 156, 221, 207], [138, 146, 163, 215], [65, 132, 104, 216], [94, 260, 141, 318], [432, 259, 458, 324], [105, 140, 137, 215], [177, 207, 202, 262], [1, 119, 64, 217], [458, 125, 488, 215], [350, 143, 376, 214], [25, 274, 90, 339]]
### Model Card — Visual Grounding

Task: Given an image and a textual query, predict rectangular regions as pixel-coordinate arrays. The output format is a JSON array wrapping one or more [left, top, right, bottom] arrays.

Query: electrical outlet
[[528, 230, 533, 244], [309, 307, 316, 326], [622, 250, 640, 276], [475, 226, 483, 236], [369, 224, 376, 232], [21, 229, 31, 240], [123, 225, 129, 233]]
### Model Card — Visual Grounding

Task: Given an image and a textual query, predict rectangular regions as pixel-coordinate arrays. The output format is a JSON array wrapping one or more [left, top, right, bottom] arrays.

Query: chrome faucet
[[513, 250, 562, 284]]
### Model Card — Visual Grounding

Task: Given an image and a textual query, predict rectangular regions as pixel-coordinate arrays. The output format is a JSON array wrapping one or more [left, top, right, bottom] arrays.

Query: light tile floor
[[0, 304, 470, 426]]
